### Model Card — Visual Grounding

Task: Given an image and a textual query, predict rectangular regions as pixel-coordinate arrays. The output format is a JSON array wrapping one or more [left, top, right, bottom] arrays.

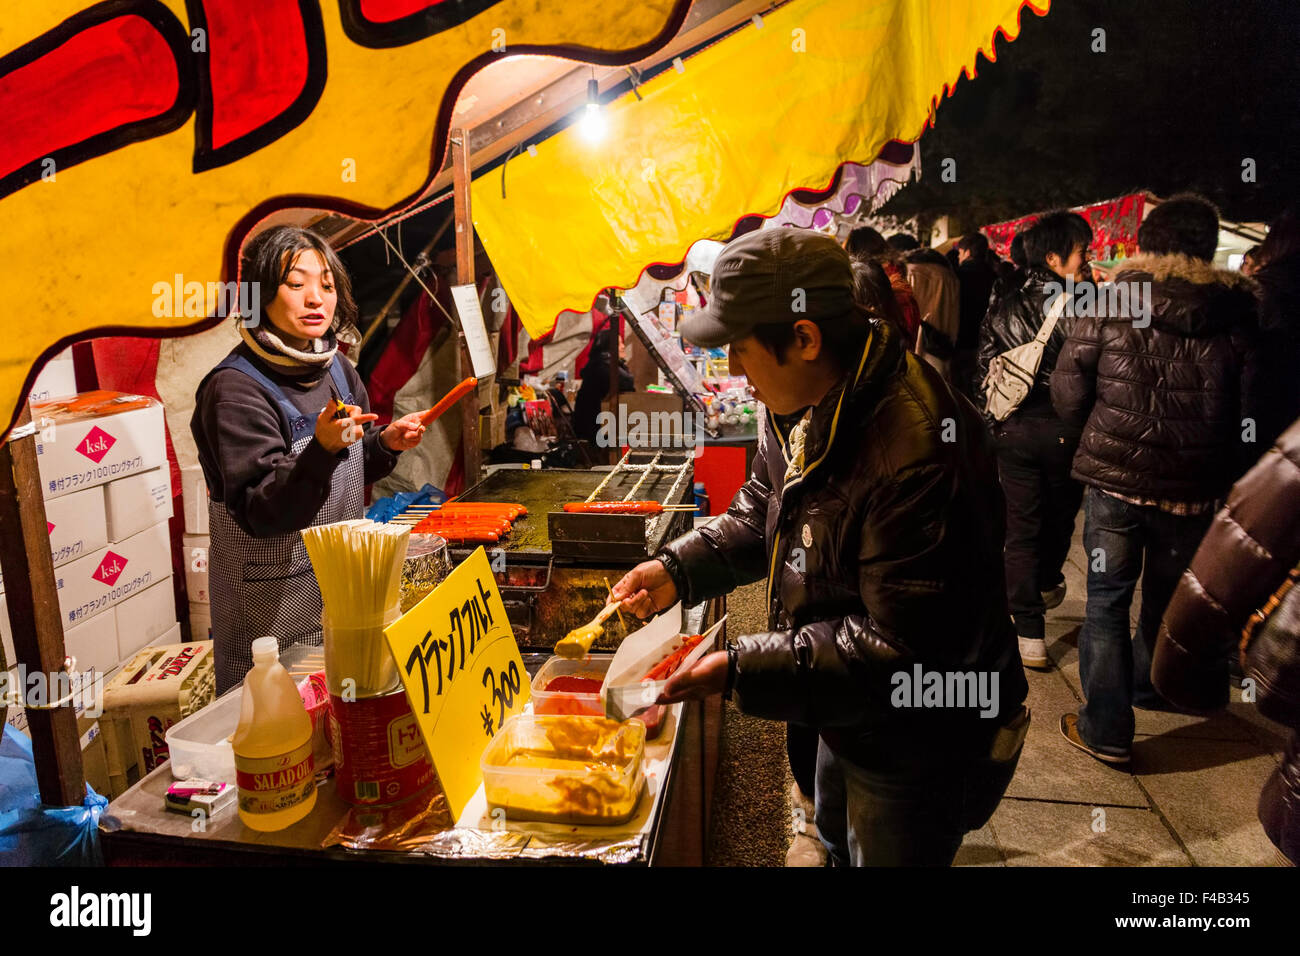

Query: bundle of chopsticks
[[302, 519, 410, 695], [393, 500, 527, 545], [302, 519, 410, 623]]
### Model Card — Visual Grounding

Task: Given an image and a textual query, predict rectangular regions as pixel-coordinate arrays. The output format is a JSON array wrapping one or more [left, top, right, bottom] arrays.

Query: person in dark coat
[[1248, 208, 1300, 450], [610, 229, 1029, 866], [1152, 416, 1300, 865], [977, 211, 1093, 669], [951, 232, 999, 399], [572, 326, 634, 446], [844, 226, 921, 349], [990, 232, 1029, 304], [1051, 194, 1260, 764]]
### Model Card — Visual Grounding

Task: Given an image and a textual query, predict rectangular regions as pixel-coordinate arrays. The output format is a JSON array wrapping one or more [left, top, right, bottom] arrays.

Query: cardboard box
[[104, 467, 173, 543], [32, 393, 166, 501], [57, 520, 172, 630], [45, 485, 109, 568], [149, 622, 183, 649], [80, 715, 111, 797], [3, 664, 107, 737], [27, 349, 76, 405], [480, 405, 507, 451], [101, 642, 215, 797], [62, 609, 119, 678], [182, 533, 210, 604], [1, 597, 12, 672], [2, 668, 19, 731], [181, 465, 210, 535], [114, 575, 178, 662], [1, 596, 117, 678], [188, 601, 211, 642]]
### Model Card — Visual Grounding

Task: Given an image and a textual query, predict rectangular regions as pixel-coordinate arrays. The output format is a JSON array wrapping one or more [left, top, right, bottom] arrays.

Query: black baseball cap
[[679, 228, 855, 347]]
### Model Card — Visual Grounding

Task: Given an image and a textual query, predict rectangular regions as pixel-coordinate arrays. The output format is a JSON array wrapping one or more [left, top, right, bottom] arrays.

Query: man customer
[[977, 211, 1093, 669], [611, 228, 1029, 866], [1152, 416, 1300, 864], [1051, 193, 1259, 764], [950, 233, 1001, 400]]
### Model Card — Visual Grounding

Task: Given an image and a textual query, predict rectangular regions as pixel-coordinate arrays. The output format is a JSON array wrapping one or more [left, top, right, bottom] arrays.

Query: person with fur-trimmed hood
[[1050, 194, 1260, 765]]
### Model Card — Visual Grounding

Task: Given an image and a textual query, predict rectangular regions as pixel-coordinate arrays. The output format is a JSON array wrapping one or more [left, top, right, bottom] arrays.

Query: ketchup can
[[329, 688, 437, 807]]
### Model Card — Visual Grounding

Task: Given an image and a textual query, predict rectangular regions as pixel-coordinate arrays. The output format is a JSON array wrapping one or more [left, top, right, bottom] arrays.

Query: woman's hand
[[315, 403, 378, 454], [610, 559, 679, 619], [381, 412, 427, 452], [657, 651, 729, 703]]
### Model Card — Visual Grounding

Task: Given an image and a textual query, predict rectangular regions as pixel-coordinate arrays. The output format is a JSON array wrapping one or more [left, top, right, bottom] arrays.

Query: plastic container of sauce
[[530, 654, 614, 717], [480, 714, 645, 825]]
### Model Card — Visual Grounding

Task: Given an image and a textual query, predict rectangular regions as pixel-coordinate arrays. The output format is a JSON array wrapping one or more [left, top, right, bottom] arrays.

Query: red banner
[[982, 193, 1147, 262]]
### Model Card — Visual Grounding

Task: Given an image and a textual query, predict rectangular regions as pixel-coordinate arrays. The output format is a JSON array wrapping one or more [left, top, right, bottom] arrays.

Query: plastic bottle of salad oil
[[232, 637, 316, 831]]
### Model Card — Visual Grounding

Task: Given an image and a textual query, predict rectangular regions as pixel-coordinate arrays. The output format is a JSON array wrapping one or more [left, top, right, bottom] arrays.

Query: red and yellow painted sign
[[0, 0, 692, 438]]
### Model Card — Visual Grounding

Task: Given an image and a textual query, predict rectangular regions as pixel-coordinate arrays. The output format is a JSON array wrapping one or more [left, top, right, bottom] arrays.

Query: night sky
[[883, 0, 1300, 229]]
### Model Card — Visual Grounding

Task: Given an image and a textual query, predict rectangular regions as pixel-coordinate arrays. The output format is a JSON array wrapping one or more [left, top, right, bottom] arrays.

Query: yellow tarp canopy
[[471, 0, 1049, 338]]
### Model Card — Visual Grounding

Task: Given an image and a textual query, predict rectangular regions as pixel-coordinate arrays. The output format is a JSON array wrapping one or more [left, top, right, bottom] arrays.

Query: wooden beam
[[452, 128, 482, 487], [0, 405, 84, 806]]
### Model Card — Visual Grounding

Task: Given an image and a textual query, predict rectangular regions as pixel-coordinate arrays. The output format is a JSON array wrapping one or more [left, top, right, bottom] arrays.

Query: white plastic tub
[[163, 688, 241, 782]]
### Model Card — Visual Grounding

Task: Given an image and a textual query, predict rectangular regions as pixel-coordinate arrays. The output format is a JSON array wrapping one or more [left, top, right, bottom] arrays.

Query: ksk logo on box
[[92, 551, 128, 586], [76, 426, 116, 463]]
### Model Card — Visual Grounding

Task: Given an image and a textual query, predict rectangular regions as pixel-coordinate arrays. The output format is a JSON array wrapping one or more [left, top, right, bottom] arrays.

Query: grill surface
[[452, 455, 693, 562]]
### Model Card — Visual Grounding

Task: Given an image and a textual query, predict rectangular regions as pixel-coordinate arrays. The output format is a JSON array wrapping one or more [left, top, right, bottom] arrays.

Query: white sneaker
[[1019, 635, 1049, 669], [1041, 582, 1067, 610]]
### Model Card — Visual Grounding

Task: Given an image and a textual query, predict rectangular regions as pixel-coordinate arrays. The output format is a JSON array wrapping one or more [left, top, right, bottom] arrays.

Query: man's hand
[[315, 403, 377, 454], [381, 412, 427, 452], [657, 650, 729, 703], [610, 559, 679, 619]]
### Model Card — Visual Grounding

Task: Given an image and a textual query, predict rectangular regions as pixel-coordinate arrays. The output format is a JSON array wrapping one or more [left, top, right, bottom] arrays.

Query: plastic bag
[[365, 483, 446, 523], [0, 725, 106, 866]]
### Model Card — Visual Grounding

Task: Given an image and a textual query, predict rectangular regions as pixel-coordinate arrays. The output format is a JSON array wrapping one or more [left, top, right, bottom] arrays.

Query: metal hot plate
[[453, 454, 694, 563]]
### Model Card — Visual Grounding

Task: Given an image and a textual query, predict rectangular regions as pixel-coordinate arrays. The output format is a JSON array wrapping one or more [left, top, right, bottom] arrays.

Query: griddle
[[428, 451, 695, 649]]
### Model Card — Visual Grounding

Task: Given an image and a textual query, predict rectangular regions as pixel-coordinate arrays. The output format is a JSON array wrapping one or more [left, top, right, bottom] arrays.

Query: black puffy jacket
[[1153, 417, 1300, 863], [1050, 253, 1259, 502], [976, 266, 1076, 419], [657, 320, 1027, 769]]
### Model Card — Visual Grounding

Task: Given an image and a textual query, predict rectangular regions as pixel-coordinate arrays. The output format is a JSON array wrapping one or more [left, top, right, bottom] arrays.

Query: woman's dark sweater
[[191, 345, 399, 538]]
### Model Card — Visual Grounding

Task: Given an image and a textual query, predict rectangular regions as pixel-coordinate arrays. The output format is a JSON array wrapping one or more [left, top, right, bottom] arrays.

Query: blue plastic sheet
[[0, 725, 106, 866], [365, 483, 446, 524]]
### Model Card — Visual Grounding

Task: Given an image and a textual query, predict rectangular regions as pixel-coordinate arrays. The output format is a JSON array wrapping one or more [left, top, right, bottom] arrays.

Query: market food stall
[[100, 570, 727, 866], [1, 0, 1050, 865]]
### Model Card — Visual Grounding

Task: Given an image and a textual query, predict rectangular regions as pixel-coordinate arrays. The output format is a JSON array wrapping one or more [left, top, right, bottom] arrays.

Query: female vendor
[[192, 226, 428, 693]]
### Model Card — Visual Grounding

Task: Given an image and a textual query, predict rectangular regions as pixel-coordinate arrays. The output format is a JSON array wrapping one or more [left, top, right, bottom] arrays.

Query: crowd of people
[[612, 197, 1300, 867]]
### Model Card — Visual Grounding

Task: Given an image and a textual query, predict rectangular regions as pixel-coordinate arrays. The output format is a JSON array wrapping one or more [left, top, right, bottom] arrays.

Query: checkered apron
[[207, 355, 365, 694]]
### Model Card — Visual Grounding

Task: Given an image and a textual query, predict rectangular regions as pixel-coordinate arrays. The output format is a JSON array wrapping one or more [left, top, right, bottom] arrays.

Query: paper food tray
[[601, 602, 726, 722]]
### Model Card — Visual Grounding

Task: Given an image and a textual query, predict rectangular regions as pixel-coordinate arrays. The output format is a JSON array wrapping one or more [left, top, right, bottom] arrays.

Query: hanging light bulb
[[579, 77, 606, 142]]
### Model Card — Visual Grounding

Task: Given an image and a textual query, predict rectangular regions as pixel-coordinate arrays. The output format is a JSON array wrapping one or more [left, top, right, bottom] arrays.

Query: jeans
[[1077, 489, 1214, 753], [787, 722, 819, 797], [814, 737, 1022, 866], [994, 414, 1084, 639]]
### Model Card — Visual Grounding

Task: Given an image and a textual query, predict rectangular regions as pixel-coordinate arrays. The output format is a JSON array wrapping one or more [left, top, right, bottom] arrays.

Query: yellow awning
[[0, 0, 690, 438], [471, 0, 1050, 338]]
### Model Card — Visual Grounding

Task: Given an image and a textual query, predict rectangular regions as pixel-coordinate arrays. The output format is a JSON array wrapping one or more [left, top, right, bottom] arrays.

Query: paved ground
[[708, 524, 1290, 867]]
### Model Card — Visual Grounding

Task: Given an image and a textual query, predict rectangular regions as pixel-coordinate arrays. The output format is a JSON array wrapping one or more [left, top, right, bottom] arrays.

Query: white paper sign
[[450, 284, 497, 380]]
